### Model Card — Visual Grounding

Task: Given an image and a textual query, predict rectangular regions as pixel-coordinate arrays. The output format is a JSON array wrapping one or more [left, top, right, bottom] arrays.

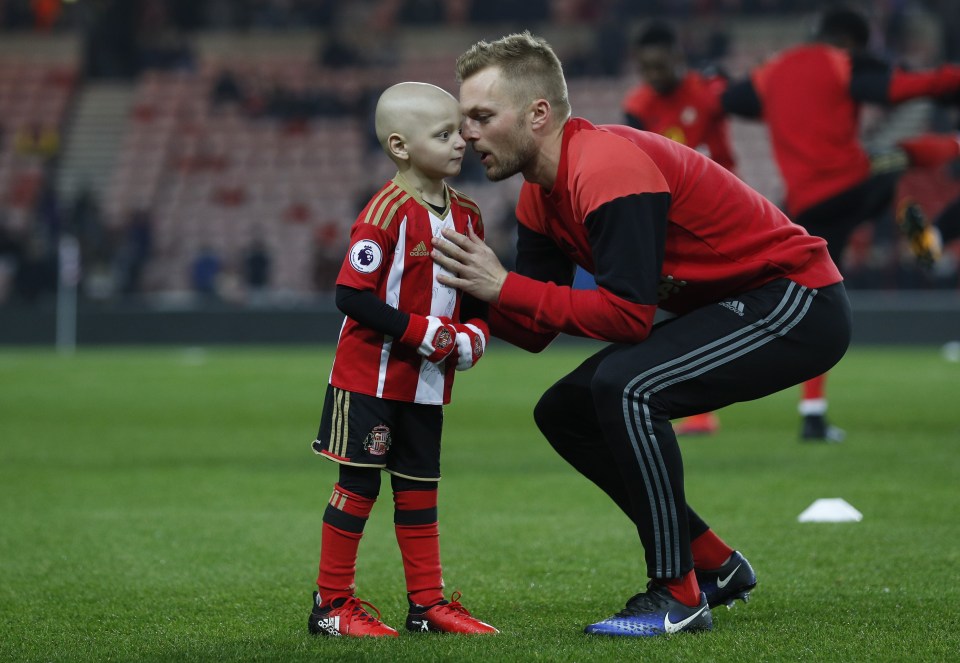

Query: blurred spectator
[[242, 236, 272, 301], [211, 69, 244, 107], [35, 181, 63, 246], [14, 123, 60, 160], [0, 222, 23, 303], [190, 244, 222, 299], [68, 186, 103, 247], [115, 208, 153, 295], [13, 233, 57, 303], [66, 187, 112, 298], [318, 29, 366, 69], [311, 221, 344, 292]]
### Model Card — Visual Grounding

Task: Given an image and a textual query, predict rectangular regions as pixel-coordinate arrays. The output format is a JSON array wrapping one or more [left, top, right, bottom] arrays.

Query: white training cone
[[797, 498, 863, 523]]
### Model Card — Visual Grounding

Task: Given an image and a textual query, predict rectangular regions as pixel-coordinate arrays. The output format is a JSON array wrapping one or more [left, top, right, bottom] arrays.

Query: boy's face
[[405, 99, 466, 180]]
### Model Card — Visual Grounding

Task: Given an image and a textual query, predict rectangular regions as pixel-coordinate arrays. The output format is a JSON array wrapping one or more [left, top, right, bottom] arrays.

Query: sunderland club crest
[[363, 424, 392, 456], [472, 334, 483, 359], [435, 326, 453, 352]]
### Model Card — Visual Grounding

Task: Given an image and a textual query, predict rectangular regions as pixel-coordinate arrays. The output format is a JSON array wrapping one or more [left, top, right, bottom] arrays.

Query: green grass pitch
[[1, 343, 958, 662]]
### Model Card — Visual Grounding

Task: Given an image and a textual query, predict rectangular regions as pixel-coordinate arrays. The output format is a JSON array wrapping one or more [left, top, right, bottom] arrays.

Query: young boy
[[306, 82, 498, 638]]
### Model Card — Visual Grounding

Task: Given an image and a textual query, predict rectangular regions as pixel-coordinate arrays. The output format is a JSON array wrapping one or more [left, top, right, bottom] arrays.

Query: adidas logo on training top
[[719, 300, 745, 316], [409, 241, 429, 257]]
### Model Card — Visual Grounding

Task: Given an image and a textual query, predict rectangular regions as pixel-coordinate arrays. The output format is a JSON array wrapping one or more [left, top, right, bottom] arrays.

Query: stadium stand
[[96, 28, 797, 301], [1, 3, 958, 313], [0, 53, 77, 301], [96, 43, 531, 299]]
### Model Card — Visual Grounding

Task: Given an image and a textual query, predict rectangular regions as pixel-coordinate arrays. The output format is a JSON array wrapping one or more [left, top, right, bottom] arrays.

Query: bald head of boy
[[375, 82, 461, 163]]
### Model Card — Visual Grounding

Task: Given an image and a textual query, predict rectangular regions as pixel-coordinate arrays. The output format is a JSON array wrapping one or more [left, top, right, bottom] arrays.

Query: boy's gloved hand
[[452, 320, 488, 371], [400, 314, 458, 363]]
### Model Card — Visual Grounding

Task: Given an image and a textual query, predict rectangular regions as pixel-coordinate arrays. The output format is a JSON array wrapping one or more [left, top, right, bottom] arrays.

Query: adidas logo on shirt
[[409, 241, 430, 257], [719, 300, 745, 316]]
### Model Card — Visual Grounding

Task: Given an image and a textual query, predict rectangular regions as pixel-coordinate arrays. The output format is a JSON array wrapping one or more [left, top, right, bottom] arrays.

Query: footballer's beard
[[483, 126, 538, 182]]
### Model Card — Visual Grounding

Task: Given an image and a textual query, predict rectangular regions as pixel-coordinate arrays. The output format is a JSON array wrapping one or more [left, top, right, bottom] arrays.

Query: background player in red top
[[622, 20, 737, 436], [434, 31, 851, 638], [306, 82, 497, 638], [623, 21, 735, 172], [722, 7, 960, 441]]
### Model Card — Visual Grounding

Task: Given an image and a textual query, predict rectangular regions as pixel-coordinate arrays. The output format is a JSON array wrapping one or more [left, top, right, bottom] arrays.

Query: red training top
[[744, 43, 960, 216], [493, 118, 841, 350]]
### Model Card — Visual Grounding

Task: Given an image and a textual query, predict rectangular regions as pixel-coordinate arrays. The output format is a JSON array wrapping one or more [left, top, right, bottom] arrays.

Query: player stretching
[[722, 7, 960, 441], [306, 82, 497, 638], [622, 21, 737, 436], [434, 31, 851, 638]]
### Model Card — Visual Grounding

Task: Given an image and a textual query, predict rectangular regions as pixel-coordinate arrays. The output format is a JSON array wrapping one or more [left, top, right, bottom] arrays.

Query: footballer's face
[[406, 98, 466, 180], [637, 45, 682, 95], [459, 67, 539, 182]]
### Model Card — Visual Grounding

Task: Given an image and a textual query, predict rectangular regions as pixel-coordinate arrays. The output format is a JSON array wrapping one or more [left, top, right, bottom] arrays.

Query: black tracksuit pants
[[533, 278, 851, 580]]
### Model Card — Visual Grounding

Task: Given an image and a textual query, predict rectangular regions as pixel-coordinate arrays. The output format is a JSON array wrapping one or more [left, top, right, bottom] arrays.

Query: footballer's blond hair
[[456, 31, 571, 121]]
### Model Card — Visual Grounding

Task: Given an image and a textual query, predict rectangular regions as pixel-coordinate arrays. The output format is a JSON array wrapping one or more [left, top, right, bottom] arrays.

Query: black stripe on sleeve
[[515, 222, 576, 286], [849, 54, 894, 103], [336, 284, 410, 338], [721, 78, 763, 118], [584, 192, 670, 306]]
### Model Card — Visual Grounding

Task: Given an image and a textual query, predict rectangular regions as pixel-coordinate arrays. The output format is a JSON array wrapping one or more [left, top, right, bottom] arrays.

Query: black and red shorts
[[311, 384, 443, 482]]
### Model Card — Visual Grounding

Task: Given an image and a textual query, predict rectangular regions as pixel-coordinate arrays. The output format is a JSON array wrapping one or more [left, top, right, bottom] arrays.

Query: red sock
[[691, 529, 734, 570], [802, 374, 827, 401], [661, 570, 702, 607], [316, 484, 376, 606], [394, 488, 444, 607]]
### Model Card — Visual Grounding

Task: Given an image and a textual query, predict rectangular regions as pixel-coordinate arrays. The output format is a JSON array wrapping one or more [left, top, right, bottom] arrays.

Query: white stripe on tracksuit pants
[[533, 278, 850, 582], [620, 281, 817, 578]]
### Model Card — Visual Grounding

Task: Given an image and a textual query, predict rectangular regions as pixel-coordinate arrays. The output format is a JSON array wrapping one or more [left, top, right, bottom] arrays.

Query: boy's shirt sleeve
[[336, 216, 395, 293]]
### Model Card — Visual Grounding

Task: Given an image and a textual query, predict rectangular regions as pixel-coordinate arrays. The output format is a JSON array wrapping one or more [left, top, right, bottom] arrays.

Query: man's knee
[[590, 361, 671, 420], [589, 359, 634, 410], [533, 383, 564, 437]]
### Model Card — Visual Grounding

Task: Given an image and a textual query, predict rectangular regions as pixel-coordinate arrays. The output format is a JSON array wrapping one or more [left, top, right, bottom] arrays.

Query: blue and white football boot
[[695, 550, 757, 608], [584, 583, 712, 637]]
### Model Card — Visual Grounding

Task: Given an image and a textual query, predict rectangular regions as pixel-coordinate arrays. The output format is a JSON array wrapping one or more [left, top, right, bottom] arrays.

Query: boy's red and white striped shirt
[[330, 175, 483, 405]]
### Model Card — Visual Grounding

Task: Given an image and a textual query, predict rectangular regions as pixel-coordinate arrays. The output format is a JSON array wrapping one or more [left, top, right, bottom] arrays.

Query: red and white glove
[[451, 320, 488, 371], [400, 314, 458, 363]]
